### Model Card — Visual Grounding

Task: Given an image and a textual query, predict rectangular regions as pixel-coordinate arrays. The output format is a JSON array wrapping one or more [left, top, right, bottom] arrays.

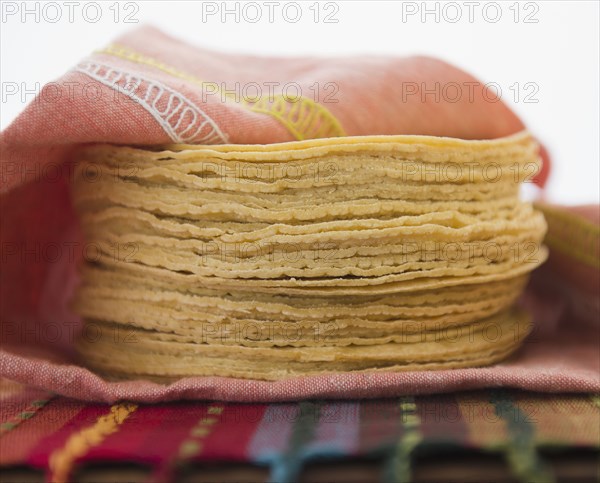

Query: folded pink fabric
[[1, 322, 598, 403], [1, 26, 596, 402]]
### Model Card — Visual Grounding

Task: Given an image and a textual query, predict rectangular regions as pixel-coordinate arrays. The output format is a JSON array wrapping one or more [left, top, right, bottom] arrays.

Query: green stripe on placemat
[[491, 389, 554, 483], [1, 391, 598, 481], [270, 401, 321, 483], [0, 397, 54, 436]]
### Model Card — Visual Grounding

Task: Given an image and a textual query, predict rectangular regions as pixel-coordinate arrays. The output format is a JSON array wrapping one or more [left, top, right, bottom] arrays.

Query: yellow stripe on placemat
[[48, 402, 138, 483], [178, 405, 225, 459], [96, 44, 346, 141], [387, 397, 422, 483], [536, 203, 600, 269], [147, 404, 226, 483]]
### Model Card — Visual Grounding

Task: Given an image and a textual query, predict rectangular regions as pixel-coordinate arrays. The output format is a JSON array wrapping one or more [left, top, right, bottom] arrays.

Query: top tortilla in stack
[[72, 132, 547, 381]]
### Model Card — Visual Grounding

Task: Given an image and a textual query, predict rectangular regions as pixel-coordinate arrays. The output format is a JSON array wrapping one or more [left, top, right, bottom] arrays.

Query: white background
[[1, 0, 598, 204]]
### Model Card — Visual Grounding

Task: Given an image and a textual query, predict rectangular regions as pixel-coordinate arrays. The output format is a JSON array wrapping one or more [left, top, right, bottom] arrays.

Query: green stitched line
[[0, 397, 53, 436], [491, 390, 555, 483], [270, 401, 321, 483]]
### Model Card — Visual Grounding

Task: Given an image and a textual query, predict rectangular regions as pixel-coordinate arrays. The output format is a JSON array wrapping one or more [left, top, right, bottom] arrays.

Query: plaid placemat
[[1, 379, 598, 483]]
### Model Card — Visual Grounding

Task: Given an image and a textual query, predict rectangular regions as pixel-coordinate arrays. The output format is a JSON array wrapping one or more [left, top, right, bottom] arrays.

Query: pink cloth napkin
[[0, 26, 597, 402]]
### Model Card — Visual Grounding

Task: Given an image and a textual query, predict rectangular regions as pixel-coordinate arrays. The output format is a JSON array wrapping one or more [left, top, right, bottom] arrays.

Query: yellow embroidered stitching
[[537, 204, 600, 236], [544, 233, 600, 269], [49, 402, 138, 483], [536, 204, 600, 269], [96, 44, 346, 141], [389, 397, 422, 482], [178, 405, 225, 459]]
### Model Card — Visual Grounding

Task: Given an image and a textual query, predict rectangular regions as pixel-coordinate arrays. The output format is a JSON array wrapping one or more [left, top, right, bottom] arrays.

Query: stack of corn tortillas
[[71, 132, 547, 381]]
